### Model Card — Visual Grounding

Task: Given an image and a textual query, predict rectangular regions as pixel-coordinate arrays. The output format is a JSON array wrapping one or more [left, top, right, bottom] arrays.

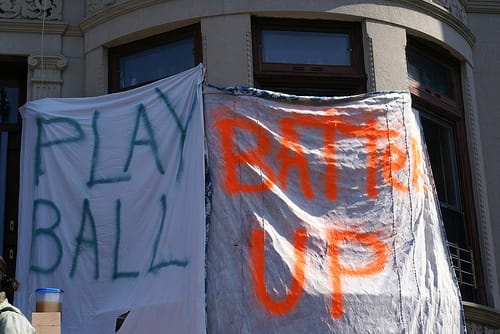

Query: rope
[[40, 0, 48, 89]]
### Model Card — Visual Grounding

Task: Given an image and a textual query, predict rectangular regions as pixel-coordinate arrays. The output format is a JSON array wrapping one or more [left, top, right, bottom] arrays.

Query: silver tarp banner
[[17, 65, 207, 334], [15, 67, 464, 333], [204, 87, 464, 333]]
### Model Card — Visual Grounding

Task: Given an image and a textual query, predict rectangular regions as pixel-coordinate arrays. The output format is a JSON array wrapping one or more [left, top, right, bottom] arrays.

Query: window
[[407, 37, 483, 303], [252, 17, 366, 96], [108, 24, 202, 92]]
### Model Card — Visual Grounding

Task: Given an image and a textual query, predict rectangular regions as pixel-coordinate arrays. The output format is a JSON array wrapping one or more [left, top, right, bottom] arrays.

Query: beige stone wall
[[1, 0, 499, 315], [79, 0, 475, 94], [77, 0, 500, 311], [363, 20, 408, 91], [201, 14, 252, 87]]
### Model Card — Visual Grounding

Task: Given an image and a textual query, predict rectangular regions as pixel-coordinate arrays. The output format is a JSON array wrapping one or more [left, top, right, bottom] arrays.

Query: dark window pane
[[441, 206, 467, 246], [420, 113, 461, 209], [119, 37, 195, 89], [256, 75, 365, 96], [420, 111, 477, 298], [407, 51, 454, 98], [261, 30, 351, 66], [253, 18, 365, 96], [409, 38, 480, 303], [0, 87, 19, 124]]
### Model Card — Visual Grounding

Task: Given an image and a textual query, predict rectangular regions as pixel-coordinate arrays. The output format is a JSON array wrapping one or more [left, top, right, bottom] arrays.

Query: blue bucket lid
[[35, 287, 64, 294]]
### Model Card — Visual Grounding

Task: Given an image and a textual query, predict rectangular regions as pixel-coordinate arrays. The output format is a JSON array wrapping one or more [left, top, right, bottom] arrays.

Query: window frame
[[252, 17, 366, 96], [407, 37, 485, 304], [108, 23, 202, 93], [407, 37, 463, 115]]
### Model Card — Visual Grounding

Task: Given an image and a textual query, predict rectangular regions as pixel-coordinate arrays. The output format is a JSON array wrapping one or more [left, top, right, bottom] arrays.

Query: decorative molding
[[0, 20, 80, 37], [366, 36, 376, 92], [97, 53, 106, 96], [466, 0, 500, 13], [462, 63, 500, 307], [27, 54, 67, 100], [245, 31, 253, 87], [0, 0, 62, 20], [64, 24, 83, 37], [0, 19, 67, 33], [397, 0, 476, 46], [466, 322, 500, 334], [81, 0, 166, 31], [428, 0, 467, 22], [464, 302, 500, 329], [81, 1, 476, 48], [86, 0, 118, 16]]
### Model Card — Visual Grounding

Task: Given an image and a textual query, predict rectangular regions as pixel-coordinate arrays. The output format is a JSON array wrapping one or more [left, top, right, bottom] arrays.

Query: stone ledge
[[0, 19, 67, 34], [464, 301, 500, 329]]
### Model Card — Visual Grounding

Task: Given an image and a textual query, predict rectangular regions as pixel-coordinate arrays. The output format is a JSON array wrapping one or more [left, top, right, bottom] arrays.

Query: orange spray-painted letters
[[250, 228, 308, 315], [327, 229, 388, 319]]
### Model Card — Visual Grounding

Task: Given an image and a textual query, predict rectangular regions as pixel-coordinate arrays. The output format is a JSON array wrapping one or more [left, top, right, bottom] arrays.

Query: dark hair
[[0, 256, 19, 294]]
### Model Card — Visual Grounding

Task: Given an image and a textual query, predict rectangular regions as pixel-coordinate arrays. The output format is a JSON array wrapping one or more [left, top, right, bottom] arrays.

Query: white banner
[[204, 87, 464, 333], [16, 65, 206, 334]]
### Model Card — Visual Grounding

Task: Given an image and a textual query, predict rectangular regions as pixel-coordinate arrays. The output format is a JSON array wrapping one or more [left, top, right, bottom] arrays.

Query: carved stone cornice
[[86, 0, 118, 17], [82, 0, 475, 47], [83, 0, 467, 23], [64, 24, 83, 37], [0, 20, 82, 37], [0, 0, 62, 20], [82, 0, 165, 31], [463, 302, 500, 329], [0, 19, 67, 33], [397, 0, 475, 45], [466, 0, 500, 13], [428, 0, 467, 22]]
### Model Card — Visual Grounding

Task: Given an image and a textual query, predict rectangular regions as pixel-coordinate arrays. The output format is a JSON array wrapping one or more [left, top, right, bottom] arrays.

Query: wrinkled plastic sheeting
[[204, 87, 464, 333], [16, 65, 207, 334]]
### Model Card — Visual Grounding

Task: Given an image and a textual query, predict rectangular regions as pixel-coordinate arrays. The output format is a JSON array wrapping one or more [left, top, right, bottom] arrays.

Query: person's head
[[0, 256, 19, 294]]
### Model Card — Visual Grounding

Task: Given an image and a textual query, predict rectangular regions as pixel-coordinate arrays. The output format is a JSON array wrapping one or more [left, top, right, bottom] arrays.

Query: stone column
[[363, 20, 408, 91], [27, 55, 68, 100], [201, 14, 253, 87]]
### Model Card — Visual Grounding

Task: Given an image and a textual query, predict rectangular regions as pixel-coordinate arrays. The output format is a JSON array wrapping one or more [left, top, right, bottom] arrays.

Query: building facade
[[1, 0, 499, 331]]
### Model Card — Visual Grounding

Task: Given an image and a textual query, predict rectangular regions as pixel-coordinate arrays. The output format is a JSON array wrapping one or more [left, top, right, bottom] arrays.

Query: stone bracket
[[28, 54, 68, 100]]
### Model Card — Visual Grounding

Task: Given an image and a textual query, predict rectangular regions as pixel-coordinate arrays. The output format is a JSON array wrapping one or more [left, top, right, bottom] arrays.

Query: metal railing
[[448, 241, 476, 288]]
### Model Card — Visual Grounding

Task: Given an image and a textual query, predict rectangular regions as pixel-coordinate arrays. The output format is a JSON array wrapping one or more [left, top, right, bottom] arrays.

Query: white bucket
[[35, 288, 64, 312]]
